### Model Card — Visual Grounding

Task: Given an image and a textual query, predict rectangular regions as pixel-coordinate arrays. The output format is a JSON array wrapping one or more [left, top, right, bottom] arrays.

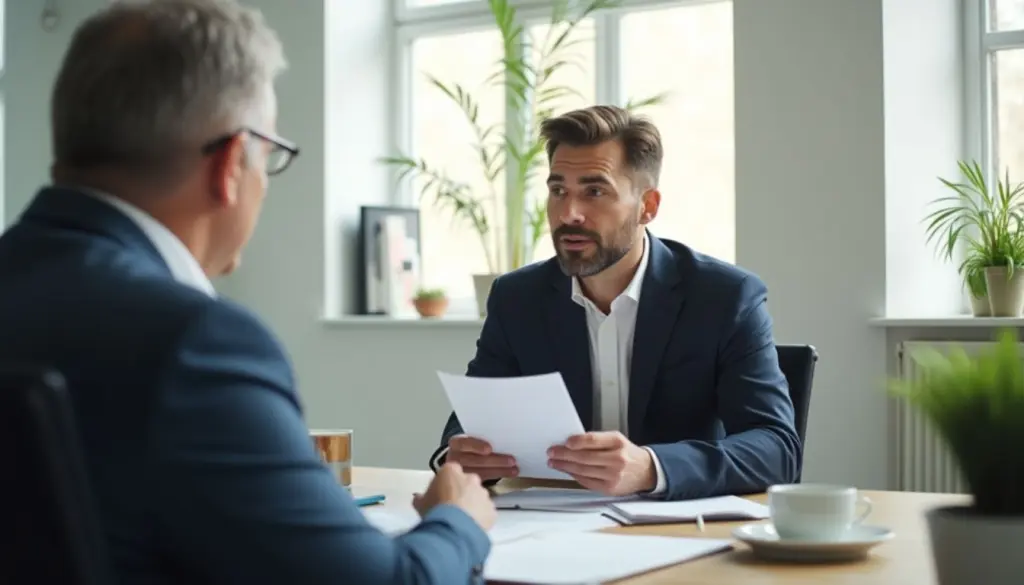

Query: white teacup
[[767, 484, 872, 542]]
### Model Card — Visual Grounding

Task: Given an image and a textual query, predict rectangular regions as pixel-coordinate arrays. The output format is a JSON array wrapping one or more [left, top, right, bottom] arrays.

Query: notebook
[[605, 495, 771, 526], [483, 532, 733, 584]]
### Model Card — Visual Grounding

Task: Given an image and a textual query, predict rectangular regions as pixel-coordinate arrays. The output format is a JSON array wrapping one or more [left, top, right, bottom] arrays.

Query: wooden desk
[[353, 466, 967, 585]]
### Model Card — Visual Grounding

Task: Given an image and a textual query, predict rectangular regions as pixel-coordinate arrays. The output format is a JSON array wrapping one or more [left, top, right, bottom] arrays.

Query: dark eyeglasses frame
[[200, 127, 300, 176]]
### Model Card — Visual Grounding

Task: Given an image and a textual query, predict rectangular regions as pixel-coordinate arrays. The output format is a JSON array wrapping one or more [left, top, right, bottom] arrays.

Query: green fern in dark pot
[[888, 330, 1024, 585]]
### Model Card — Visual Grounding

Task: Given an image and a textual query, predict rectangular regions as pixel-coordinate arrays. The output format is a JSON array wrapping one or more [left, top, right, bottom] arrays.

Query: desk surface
[[353, 466, 968, 585]]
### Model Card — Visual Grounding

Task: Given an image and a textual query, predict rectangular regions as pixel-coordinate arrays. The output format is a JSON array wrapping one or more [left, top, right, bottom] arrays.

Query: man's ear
[[208, 134, 247, 207], [639, 188, 661, 225]]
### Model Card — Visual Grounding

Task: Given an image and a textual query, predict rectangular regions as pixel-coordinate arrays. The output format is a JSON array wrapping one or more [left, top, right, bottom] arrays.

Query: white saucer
[[731, 523, 894, 563]]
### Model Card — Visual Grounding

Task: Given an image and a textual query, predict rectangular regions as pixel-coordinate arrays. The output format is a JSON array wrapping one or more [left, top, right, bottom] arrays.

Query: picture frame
[[357, 206, 422, 316]]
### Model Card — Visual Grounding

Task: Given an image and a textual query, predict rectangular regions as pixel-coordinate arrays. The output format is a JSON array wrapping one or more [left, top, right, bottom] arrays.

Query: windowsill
[[322, 315, 485, 328], [869, 315, 1024, 327]]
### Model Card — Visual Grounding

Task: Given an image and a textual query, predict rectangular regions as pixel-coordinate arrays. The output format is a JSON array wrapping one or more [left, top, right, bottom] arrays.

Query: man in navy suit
[[0, 1, 495, 583], [431, 106, 801, 501]]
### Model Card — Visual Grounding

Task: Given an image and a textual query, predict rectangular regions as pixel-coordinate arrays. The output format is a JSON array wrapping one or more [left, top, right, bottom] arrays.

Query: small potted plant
[[887, 329, 1024, 585], [412, 288, 448, 318], [925, 160, 1024, 316]]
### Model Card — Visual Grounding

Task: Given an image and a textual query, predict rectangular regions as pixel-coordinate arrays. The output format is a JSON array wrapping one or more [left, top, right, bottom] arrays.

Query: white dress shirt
[[570, 233, 667, 494], [81, 188, 217, 297]]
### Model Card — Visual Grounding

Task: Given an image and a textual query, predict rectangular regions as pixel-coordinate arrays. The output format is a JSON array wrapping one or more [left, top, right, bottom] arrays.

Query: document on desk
[[436, 371, 585, 480], [484, 532, 733, 584], [493, 487, 639, 513], [362, 507, 618, 544]]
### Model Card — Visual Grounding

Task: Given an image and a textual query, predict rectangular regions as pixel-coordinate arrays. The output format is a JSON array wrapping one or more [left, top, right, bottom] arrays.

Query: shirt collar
[[77, 187, 217, 297], [571, 231, 650, 307]]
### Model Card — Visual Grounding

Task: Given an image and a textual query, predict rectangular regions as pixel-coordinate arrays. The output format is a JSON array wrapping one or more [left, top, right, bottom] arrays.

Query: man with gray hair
[[0, 1, 494, 583]]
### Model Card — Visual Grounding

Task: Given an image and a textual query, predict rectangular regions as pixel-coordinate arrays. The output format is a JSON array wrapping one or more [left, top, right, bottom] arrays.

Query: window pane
[[620, 2, 735, 263], [410, 29, 505, 307], [990, 0, 1024, 31], [528, 19, 596, 263], [992, 49, 1024, 181]]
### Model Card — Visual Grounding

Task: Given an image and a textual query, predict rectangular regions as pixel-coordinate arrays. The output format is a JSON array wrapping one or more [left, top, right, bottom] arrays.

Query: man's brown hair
[[539, 105, 663, 189]]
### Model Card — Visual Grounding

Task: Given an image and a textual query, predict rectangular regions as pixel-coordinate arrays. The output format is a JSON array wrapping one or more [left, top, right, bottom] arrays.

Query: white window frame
[[390, 0, 727, 209], [964, 0, 1024, 178]]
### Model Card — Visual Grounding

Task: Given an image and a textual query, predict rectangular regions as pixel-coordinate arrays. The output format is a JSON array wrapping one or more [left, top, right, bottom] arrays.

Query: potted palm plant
[[925, 160, 1024, 316], [888, 330, 1024, 585], [381, 0, 665, 316]]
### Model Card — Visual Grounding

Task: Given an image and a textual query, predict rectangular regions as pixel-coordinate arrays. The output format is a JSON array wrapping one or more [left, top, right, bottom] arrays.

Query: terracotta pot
[[927, 505, 1024, 585], [413, 297, 448, 318], [983, 266, 1024, 316]]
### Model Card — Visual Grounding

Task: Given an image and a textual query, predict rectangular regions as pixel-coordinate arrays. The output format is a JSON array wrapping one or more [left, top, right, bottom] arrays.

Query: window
[[971, 0, 1024, 178], [393, 0, 734, 313], [620, 2, 734, 263]]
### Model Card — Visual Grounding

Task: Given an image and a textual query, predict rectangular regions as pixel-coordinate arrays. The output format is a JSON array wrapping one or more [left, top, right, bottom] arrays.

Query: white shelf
[[322, 315, 485, 328], [869, 315, 1024, 327]]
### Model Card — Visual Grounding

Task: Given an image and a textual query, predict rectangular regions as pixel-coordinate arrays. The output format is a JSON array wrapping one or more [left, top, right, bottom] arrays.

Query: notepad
[[436, 371, 586, 480], [483, 532, 733, 584], [606, 495, 771, 526], [493, 487, 638, 513]]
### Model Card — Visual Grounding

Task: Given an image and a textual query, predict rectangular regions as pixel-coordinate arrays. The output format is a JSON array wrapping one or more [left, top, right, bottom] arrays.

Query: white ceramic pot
[[983, 266, 1024, 316], [927, 505, 1024, 585], [472, 273, 500, 317], [969, 293, 991, 317]]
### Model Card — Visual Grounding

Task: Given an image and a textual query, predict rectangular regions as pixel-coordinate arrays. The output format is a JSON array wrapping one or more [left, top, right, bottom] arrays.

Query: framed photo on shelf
[[357, 206, 422, 316]]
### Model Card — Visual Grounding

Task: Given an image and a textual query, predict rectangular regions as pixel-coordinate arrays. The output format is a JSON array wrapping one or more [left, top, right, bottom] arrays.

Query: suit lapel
[[546, 266, 594, 430], [628, 236, 685, 439]]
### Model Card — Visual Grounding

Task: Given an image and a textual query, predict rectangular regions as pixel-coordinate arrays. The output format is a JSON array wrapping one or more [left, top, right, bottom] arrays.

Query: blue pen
[[354, 494, 387, 507]]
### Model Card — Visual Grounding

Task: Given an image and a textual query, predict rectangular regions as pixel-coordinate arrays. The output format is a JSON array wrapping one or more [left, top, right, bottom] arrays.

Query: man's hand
[[446, 434, 519, 481], [413, 462, 497, 531], [546, 431, 657, 496]]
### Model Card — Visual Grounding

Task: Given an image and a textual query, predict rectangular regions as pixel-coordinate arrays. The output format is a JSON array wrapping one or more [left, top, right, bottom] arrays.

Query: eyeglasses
[[201, 127, 300, 176]]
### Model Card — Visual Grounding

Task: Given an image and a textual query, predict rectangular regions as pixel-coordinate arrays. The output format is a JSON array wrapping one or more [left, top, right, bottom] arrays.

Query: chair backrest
[[776, 345, 818, 479], [0, 367, 112, 585]]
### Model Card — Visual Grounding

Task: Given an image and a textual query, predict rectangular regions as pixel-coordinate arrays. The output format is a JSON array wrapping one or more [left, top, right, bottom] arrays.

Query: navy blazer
[[0, 187, 490, 585], [433, 234, 801, 500]]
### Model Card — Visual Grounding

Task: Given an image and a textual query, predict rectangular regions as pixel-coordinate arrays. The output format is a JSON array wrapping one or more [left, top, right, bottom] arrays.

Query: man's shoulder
[[657, 236, 766, 293]]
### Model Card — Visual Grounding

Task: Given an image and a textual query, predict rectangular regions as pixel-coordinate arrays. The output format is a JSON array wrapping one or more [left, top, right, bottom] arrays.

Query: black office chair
[[0, 367, 112, 585], [776, 344, 818, 482]]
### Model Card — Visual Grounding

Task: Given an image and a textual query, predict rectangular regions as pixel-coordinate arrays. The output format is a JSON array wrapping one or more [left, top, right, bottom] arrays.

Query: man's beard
[[552, 217, 639, 277]]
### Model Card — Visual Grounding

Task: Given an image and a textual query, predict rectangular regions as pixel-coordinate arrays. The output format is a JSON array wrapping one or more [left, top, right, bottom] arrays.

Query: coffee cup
[[311, 429, 353, 488], [767, 484, 872, 541]]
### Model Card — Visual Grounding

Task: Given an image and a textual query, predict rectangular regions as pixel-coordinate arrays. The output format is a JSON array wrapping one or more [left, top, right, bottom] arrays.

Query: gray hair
[[51, 0, 287, 170]]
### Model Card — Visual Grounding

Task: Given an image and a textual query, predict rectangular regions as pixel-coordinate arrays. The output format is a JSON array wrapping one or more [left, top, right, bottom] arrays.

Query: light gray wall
[[4, 0, 961, 490]]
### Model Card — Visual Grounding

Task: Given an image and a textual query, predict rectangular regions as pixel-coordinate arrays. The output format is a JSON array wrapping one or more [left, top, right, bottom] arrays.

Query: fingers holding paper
[[547, 431, 657, 496], [447, 434, 519, 481]]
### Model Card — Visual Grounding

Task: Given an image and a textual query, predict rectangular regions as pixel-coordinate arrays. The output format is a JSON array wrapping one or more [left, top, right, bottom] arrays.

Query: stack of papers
[[493, 487, 638, 512], [483, 532, 733, 584], [605, 495, 771, 526], [362, 506, 618, 544], [436, 371, 585, 480]]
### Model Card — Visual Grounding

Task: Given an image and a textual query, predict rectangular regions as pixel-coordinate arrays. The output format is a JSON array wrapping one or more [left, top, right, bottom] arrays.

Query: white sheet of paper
[[484, 532, 733, 584], [607, 495, 770, 524], [493, 487, 639, 512], [362, 506, 617, 544], [436, 371, 585, 480]]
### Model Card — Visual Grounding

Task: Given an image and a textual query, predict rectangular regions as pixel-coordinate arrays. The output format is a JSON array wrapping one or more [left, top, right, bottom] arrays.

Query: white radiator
[[893, 341, 1016, 494]]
